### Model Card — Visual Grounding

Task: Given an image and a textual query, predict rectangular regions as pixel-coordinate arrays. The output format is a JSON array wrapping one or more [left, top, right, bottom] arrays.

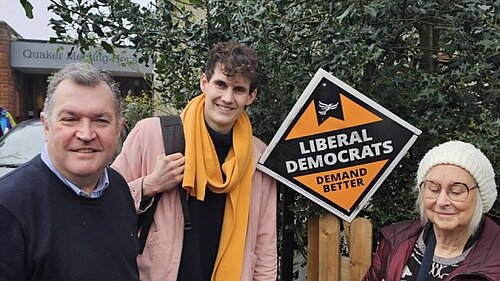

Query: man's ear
[[119, 117, 125, 130], [40, 112, 50, 139], [246, 89, 257, 106], [200, 73, 208, 93], [120, 117, 125, 129], [116, 117, 125, 139], [40, 112, 47, 126]]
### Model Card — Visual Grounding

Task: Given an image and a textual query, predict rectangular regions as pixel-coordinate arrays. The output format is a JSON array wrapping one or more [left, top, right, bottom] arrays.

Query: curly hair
[[204, 42, 262, 93]]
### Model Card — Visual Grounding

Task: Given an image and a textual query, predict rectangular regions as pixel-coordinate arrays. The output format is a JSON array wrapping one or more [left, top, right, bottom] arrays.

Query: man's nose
[[220, 89, 235, 103], [75, 120, 96, 141]]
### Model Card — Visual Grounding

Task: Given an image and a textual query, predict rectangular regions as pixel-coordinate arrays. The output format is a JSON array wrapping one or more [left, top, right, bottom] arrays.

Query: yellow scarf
[[182, 94, 254, 281]]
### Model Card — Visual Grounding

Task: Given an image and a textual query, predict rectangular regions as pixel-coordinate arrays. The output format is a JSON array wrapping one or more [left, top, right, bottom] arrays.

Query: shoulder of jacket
[[252, 135, 267, 152], [482, 216, 500, 243], [0, 157, 48, 206], [380, 219, 422, 241], [129, 117, 162, 138], [136, 116, 162, 126]]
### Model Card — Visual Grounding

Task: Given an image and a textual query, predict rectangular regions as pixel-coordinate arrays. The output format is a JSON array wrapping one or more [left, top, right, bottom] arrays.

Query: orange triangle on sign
[[286, 94, 383, 140], [293, 160, 388, 211]]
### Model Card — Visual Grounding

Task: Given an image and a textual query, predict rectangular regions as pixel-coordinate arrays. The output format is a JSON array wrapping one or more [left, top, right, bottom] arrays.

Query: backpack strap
[[160, 116, 192, 232], [137, 115, 190, 254]]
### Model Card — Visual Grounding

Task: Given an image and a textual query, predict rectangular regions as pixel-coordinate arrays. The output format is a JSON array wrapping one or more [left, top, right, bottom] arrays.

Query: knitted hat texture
[[417, 140, 497, 212]]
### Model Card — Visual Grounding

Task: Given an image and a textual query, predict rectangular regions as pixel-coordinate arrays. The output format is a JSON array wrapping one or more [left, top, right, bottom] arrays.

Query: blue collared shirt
[[41, 144, 109, 198]]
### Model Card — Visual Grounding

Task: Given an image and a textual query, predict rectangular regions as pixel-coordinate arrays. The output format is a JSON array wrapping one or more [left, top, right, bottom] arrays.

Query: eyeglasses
[[420, 180, 478, 202]]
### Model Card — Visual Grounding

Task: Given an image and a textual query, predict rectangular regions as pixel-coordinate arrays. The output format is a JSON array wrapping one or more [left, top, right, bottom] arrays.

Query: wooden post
[[307, 216, 319, 281], [318, 213, 340, 281], [308, 215, 373, 281], [349, 218, 373, 281]]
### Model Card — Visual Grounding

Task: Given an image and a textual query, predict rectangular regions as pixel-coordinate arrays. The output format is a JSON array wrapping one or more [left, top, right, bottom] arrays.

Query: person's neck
[[433, 226, 470, 258]]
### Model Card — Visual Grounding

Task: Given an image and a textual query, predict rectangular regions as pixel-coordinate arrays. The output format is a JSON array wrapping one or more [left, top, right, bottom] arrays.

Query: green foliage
[[47, 0, 499, 259], [201, 0, 500, 233], [19, 0, 33, 19], [122, 92, 152, 129]]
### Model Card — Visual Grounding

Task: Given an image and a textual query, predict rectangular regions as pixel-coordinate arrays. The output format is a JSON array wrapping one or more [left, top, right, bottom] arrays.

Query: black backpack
[[136, 115, 191, 254]]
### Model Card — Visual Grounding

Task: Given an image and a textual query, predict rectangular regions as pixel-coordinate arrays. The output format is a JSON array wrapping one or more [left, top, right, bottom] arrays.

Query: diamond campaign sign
[[257, 69, 422, 222]]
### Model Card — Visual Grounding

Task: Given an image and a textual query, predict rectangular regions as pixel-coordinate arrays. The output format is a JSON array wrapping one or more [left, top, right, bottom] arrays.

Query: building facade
[[0, 21, 152, 122]]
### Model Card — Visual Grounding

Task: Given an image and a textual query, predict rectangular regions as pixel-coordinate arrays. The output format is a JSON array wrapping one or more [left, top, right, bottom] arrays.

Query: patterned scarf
[[182, 93, 254, 281]]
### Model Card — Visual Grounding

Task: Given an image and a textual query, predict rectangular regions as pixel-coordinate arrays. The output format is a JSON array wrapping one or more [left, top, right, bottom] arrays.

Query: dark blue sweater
[[0, 155, 139, 281]]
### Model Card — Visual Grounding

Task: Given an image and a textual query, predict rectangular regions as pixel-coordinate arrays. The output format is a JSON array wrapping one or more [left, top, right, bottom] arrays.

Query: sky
[[0, 0, 150, 40]]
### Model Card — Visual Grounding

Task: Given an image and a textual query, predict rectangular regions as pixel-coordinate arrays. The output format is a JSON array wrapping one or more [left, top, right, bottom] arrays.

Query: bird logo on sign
[[312, 78, 344, 125], [318, 101, 339, 116]]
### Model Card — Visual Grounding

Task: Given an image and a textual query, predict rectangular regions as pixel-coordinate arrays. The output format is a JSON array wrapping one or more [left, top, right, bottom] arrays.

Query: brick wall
[[0, 22, 21, 119]]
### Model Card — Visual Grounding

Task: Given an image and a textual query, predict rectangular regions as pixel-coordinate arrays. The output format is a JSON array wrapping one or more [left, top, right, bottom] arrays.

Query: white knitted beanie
[[417, 140, 497, 213]]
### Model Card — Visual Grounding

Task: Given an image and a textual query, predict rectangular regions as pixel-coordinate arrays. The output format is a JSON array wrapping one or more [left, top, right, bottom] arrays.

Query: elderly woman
[[363, 141, 499, 281]]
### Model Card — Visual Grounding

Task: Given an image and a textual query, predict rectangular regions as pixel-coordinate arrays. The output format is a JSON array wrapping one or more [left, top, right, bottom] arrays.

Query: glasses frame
[[420, 179, 478, 202]]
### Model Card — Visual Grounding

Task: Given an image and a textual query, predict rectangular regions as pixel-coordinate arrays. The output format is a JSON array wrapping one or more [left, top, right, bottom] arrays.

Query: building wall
[[0, 22, 22, 120], [0, 21, 152, 122]]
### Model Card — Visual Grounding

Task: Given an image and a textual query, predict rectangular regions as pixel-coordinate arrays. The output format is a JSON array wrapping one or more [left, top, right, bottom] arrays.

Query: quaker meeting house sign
[[257, 69, 422, 222]]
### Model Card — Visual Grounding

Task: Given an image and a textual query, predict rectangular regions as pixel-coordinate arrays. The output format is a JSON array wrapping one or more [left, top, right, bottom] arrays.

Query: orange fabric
[[182, 94, 253, 281]]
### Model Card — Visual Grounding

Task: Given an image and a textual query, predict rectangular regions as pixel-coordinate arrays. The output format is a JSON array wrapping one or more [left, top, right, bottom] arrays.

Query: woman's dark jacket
[[362, 216, 500, 281]]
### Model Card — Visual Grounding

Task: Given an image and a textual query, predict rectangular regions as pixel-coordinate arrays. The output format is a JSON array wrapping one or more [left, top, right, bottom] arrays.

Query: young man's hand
[[141, 153, 185, 198]]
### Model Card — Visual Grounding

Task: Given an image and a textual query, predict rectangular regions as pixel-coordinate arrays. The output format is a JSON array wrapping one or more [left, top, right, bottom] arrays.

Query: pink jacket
[[112, 117, 277, 281]]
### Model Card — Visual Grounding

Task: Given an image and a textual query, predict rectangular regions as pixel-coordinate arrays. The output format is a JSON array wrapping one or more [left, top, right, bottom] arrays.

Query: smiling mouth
[[436, 211, 455, 216], [73, 148, 97, 153], [216, 104, 234, 111]]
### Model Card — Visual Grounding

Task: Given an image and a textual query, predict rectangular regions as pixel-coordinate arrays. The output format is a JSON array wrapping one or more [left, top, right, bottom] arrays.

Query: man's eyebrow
[[56, 110, 113, 119], [212, 79, 227, 84], [93, 112, 113, 118], [56, 109, 77, 117]]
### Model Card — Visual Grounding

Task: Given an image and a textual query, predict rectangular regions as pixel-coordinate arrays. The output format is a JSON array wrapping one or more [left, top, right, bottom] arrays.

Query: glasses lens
[[448, 183, 469, 202], [422, 181, 440, 199]]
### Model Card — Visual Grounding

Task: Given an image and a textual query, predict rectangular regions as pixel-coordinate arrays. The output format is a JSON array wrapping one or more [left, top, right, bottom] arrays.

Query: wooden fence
[[307, 214, 373, 281]]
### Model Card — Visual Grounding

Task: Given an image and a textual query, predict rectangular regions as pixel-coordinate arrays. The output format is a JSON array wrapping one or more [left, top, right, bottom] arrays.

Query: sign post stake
[[279, 183, 295, 281], [349, 218, 373, 281], [318, 213, 340, 281]]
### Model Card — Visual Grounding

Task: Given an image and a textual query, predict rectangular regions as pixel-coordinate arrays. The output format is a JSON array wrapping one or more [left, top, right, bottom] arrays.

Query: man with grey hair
[[0, 63, 140, 281]]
